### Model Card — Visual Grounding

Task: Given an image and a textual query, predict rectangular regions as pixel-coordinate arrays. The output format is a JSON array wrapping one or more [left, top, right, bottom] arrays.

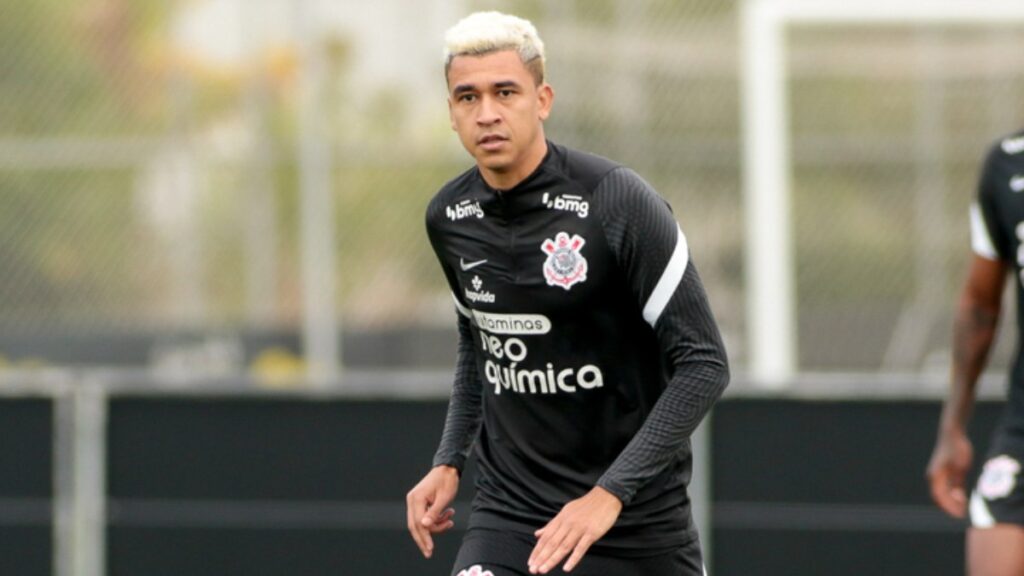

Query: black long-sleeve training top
[[972, 128, 1024, 436], [425, 141, 730, 552]]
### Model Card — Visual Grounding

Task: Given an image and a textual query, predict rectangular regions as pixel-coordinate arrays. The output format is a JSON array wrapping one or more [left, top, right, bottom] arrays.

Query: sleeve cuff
[[596, 476, 633, 506], [432, 452, 466, 474]]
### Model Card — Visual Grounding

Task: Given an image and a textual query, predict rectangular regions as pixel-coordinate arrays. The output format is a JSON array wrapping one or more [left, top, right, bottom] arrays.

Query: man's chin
[[474, 154, 511, 172]]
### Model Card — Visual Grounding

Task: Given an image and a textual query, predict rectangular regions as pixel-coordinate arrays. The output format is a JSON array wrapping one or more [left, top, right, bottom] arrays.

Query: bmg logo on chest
[[447, 199, 485, 221], [542, 192, 589, 218]]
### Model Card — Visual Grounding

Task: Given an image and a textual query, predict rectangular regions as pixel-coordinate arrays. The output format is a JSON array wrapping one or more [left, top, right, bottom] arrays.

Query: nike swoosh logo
[[1011, 175, 1024, 193], [460, 258, 488, 271]]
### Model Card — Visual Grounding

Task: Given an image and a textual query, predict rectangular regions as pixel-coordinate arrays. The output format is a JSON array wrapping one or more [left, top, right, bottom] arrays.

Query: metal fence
[[3, 0, 1024, 381]]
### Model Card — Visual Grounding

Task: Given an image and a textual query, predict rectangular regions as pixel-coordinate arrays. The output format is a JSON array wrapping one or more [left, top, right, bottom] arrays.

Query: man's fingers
[[527, 521, 556, 569], [940, 487, 967, 518], [407, 493, 435, 558], [426, 509, 456, 533], [422, 492, 454, 525], [537, 531, 579, 574], [418, 523, 434, 556], [562, 534, 596, 572], [405, 467, 461, 560], [406, 495, 431, 557], [405, 494, 420, 550], [929, 470, 967, 518], [950, 487, 967, 505], [428, 519, 455, 534], [417, 504, 435, 556], [530, 524, 572, 574], [422, 506, 455, 527]]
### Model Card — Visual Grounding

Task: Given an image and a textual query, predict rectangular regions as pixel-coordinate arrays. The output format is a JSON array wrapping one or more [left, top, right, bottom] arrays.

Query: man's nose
[[476, 96, 501, 125]]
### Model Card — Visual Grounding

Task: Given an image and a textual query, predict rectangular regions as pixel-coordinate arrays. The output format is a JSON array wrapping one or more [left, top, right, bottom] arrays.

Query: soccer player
[[927, 128, 1024, 575], [406, 12, 729, 576]]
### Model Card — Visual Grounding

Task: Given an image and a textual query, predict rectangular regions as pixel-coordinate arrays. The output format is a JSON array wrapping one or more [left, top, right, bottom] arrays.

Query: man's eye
[[498, 90, 513, 97], [459, 94, 476, 103]]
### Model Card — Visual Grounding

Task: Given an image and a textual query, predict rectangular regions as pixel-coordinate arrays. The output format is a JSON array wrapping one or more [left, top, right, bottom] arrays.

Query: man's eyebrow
[[452, 79, 523, 96]]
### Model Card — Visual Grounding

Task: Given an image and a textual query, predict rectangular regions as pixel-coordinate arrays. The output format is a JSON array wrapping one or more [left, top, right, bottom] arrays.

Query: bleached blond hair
[[443, 11, 546, 85]]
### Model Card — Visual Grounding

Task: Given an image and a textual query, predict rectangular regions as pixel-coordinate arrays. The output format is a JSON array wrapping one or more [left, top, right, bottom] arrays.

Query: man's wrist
[[432, 452, 466, 473], [591, 485, 623, 508], [594, 479, 629, 507], [938, 419, 967, 438], [434, 464, 461, 477]]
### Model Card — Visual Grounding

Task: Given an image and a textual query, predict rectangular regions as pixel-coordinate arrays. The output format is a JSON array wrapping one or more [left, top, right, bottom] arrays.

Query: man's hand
[[528, 486, 623, 574], [406, 465, 460, 558], [926, 429, 973, 518]]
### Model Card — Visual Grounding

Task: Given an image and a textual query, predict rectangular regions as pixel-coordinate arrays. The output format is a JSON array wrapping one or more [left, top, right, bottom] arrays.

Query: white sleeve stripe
[[970, 202, 1000, 261], [642, 224, 689, 328], [452, 293, 472, 318]]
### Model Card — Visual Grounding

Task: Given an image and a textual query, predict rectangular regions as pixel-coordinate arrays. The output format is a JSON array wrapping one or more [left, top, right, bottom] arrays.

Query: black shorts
[[451, 528, 706, 576], [970, 433, 1024, 528]]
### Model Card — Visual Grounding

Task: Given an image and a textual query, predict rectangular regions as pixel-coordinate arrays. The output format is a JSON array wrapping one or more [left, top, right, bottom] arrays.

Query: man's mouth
[[478, 134, 508, 150]]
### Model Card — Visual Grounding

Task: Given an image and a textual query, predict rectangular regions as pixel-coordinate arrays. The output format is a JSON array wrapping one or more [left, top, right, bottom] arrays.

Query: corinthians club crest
[[979, 455, 1021, 500], [541, 232, 588, 290]]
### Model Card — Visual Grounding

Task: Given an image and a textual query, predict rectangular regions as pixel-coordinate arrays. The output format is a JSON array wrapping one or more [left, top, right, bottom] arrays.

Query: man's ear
[[537, 83, 554, 121], [448, 98, 457, 130]]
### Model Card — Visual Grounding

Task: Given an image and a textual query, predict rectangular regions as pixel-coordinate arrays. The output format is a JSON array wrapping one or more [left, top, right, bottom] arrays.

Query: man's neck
[[480, 138, 549, 191]]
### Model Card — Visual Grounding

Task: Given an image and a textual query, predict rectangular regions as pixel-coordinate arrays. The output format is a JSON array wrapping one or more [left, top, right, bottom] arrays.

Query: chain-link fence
[[787, 25, 1024, 373], [2, 0, 1024, 382]]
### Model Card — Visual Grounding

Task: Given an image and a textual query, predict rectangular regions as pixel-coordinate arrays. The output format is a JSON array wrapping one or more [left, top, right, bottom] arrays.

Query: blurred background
[[2, 0, 1024, 574]]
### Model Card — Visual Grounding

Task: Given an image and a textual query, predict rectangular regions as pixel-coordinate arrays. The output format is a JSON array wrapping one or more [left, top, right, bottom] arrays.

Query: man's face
[[447, 50, 553, 185]]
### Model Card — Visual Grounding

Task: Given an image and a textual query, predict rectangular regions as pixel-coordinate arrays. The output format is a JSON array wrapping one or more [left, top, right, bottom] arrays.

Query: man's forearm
[[597, 356, 728, 505], [943, 298, 1000, 433], [432, 315, 483, 471]]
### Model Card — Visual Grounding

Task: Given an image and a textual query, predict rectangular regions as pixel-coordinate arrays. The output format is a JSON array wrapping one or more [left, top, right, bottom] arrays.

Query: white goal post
[[740, 0, 1024, 387]]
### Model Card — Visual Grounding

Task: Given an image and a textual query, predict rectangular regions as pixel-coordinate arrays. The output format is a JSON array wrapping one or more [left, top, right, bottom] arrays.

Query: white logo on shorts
[[457, 566, 495, 576], [978, 455, 1021, 500]]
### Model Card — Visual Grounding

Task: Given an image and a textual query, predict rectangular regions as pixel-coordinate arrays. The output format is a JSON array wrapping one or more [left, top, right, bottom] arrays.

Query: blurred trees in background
[[2, 0, 1024, 373]]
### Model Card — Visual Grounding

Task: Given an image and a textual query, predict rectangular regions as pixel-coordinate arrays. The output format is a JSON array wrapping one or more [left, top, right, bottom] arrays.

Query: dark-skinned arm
[[926, 255, 1007, 518]]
